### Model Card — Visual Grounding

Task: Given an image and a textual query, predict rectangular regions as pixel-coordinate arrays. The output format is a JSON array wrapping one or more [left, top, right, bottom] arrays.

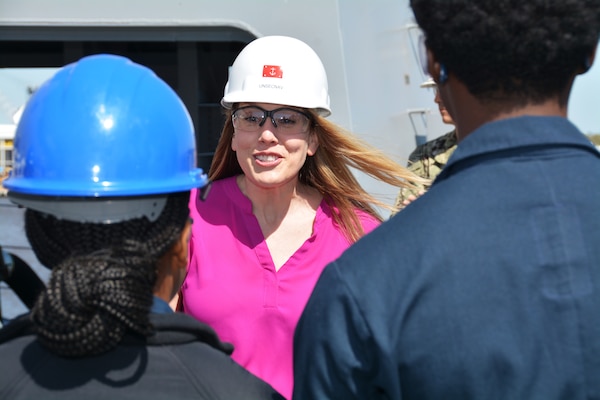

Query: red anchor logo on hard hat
[[263, 65, 283, 78]]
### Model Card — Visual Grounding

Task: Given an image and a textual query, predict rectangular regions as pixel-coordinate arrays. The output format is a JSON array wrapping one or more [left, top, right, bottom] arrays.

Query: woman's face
[[434, 88, 455, 125], [231, 102, 319, 190]]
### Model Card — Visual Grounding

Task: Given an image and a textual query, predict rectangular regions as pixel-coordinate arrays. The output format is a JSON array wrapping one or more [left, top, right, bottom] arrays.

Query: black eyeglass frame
[[231, 105, 313, 130]]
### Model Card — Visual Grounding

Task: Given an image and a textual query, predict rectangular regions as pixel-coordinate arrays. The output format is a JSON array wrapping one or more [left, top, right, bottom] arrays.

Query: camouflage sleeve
[[392, 163, 429, 214], [391, 130, 457, 215], [393, 183, 426, 214]]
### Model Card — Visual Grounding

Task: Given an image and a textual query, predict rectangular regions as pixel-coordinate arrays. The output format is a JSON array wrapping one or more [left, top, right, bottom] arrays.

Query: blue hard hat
[[4, 54, 208, 198]]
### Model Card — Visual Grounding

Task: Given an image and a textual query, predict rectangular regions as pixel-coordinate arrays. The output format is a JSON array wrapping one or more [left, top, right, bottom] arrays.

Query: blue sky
[[0, 68, 58, 125], [568, 46, 600, 135]]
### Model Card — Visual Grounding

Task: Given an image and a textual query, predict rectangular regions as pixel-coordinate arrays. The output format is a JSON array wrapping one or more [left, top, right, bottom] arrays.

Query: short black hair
[[410, 0, 600, 105]]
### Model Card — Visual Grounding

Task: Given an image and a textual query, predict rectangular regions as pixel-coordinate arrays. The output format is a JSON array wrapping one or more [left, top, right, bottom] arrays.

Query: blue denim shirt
[[150, 296, 174, 314], [294, 116, 600, 400]]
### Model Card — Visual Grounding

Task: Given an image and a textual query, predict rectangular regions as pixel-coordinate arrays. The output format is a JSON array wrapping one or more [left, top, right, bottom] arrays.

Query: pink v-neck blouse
[[181, 176, 379, 399]]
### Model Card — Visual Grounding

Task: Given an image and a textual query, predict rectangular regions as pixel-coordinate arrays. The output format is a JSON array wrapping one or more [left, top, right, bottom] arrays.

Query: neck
[[458, 102, 567, 142], [153, 274, 177, 304], [444, 81, 572, 142], [236, 174, 321, 226]]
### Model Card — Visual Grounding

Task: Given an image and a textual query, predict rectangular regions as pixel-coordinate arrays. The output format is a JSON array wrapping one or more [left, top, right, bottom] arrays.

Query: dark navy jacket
[[0, 312, 284, 400], [293, 116, 600, 399]]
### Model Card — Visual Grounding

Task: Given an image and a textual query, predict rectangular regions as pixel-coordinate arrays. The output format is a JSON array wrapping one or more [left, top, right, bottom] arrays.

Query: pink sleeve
[[357, 210, 380, 235]]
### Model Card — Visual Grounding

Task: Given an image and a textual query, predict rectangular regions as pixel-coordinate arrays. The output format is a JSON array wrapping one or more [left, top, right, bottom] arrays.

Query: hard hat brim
[[420, 77, 437, 88]]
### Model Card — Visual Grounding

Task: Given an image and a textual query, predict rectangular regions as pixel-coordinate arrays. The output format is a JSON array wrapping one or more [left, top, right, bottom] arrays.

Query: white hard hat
[[420, 77, 437, 88], [221, 35, 331, 116]]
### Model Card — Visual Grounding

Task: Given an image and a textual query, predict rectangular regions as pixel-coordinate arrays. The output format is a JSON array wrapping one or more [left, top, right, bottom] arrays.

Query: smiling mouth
[[255, 154, 279, 162]]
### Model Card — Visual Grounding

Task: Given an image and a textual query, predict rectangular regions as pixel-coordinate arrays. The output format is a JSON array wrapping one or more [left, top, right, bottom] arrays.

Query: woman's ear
[[154, 219, 193, 305], [231, 131, 238, 151], [172, 220, 192, 267], [307, 132, 319, 156]]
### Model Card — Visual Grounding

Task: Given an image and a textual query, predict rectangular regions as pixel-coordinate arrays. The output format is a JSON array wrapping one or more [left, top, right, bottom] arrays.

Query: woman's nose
[[258, 121, 278, 142]]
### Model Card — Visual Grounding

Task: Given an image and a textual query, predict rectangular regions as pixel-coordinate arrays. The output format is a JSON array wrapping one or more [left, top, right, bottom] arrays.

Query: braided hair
[[25, 191, 190, 358]]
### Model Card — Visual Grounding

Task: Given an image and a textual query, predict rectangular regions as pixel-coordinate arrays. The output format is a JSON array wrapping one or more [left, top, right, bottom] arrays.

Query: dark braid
[[25, 191, 190, 358]]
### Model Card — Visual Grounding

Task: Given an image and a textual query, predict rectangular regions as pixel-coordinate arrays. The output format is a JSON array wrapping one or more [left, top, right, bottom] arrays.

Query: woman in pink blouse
[[178, 35, 424, 399]]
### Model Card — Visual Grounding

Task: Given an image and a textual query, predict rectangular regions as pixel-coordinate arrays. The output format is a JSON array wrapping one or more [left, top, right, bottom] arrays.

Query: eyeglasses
[[232, 106, 311, 134]]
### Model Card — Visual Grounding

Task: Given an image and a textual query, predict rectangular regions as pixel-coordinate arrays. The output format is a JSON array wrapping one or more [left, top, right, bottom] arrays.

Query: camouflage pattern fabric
[[393, 129, 457, 214], [0, 168, 10, 197]]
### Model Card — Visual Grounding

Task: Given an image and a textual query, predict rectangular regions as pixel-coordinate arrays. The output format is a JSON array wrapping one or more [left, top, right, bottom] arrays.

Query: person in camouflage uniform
[[0, 167, 10, 197], [393, 78, 457, 213]]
